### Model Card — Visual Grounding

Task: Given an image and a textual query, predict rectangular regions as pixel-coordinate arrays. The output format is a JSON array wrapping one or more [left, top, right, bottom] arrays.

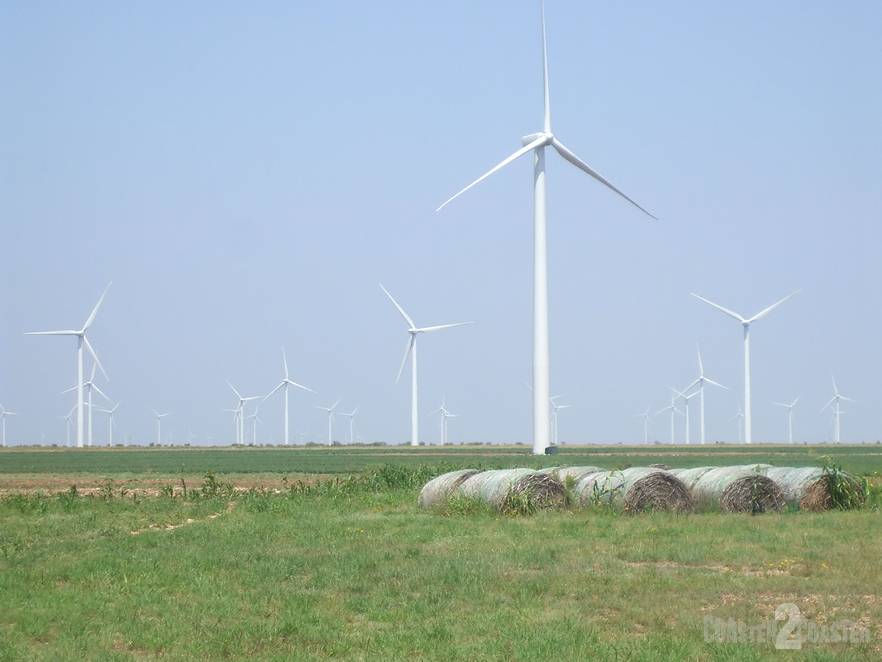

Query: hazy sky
[[2, 1, 881, 445]]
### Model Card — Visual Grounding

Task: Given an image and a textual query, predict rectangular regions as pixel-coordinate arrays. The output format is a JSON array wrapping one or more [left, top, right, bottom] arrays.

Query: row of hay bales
[[418, 465, 863, 514]]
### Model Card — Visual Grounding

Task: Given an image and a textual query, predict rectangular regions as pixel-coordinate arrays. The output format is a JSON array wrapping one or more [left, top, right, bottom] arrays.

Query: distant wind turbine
[[0, 405, 17, 447], [822, 378, 853, 443], [731, 406, 745, 443], [380, 284, 472, 447], [25, 282, 112, 448], [339, 407, 359, 445], [95, 402, 120, 446], [62, 363, 110, 447], [264, 348, 314, 445], [437, 2, 656, 455], [62, 404, 76, 446], [549, 395, 571, 446], [634, 406, 651, 444], [227, 382, 261, 445], [152, 410, 171, 445], [772, 397, 799, 444], [431, 397, 458, 445], [684, 346, 727, 445], [247, 411, 262, 445], [670, 386, 699, 445], [656, 396, 683, 445], [691, 290, 799, 443], [315, 400, 340, 446]]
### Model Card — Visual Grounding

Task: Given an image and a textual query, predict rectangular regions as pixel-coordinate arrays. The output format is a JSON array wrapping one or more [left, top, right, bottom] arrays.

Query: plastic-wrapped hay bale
[[756, 466, 865, 511], [418, 469, 481, 508], [456, 468, 566, 511], [574, 468, 692, 513], [668, 466, 715, 490], [687, 466, 785, 513], [536, 466, 604, 483]]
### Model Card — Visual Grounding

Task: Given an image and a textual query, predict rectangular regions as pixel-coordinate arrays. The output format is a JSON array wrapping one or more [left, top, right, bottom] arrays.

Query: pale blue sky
[[2, 1, 880, 445]]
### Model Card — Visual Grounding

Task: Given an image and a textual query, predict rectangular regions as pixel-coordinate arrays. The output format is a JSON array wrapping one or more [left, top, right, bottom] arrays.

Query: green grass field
[[1, 447, 880, 660]]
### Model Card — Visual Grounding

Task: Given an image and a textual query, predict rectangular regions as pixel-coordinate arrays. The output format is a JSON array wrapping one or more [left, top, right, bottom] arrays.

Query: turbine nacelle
[[521, 132, 552, 147]]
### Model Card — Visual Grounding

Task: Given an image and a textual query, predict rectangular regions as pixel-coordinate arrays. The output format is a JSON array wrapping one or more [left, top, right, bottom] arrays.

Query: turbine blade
[[436, 136, 546, 212], [396, 336, 415, 383], [551, 138, 657, 219], [379, 283, 416, 328], [61, 385, 78, 395], [83, 336, 109, 381], [282, 347, 289, 379], [91, 383, 111, 402], [227, 381, 242, 400], [541, 0, 551, 133], [418, 321, 475, 333], [792, 397, 800, 407], [24, 330, 79, 336], [82, 282, 112, 331], [704, 377, 728, 390], [772, 401, 788, 408], [832, 376, 839, 396], [696, 345, 704, 375], [330, 399, 340, 411], [690, 293, 745, 323], [821, 397, 835, 412], [748, 290, 801, 323], [286, 379, 315, 393], [264, 382, 285, 400]]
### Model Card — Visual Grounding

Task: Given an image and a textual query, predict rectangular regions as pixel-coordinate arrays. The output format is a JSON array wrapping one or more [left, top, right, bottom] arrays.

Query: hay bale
[[536, 466, 603, 483], [418, 469, 481, 508], [756, 466, 865, 511], [668, 466, 715, 490], [456, 468, 566, 511], [685, 467, 785, 513], [574, 468, 692, 513]]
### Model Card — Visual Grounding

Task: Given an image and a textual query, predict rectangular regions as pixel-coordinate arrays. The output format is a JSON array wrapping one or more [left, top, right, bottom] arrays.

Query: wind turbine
[[152, 410, 171, 445], [437, 3, 655, 455], [25, 282, 111, 448], [634, 406, 651, 444], [264, 348, 314, 445], [315, 399, 340, 446], [684, 346, 728, 445], [822, 378, 853, 443], [222, 408, 240, 444], [549, 395, 571, 446], [0, 405, 17, 447], [61, 404, 76, 446], [247, 411, 262, 445], [339, 407, 359, 445], [227, 382, 261, 445], [62, 363, 110, 447], [431, 397, 458, 445], [669, 386, 699, 445], [655, 396, 683, 445], [772, 397, 799, 444], [380, 284, 473, 447], [691, 290, 799, 444], [731, 406, 745, 443], [95, 402, 120, 446]]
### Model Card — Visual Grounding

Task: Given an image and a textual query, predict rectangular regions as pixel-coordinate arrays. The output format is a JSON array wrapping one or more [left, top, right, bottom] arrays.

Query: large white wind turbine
[[62, 363, 110, 447], [380, 284, 472, 447], [152, 410, 171, 445], [25, 282, 111, 448], [431, 397, 458, 445], [0, 405, 17, 447], [772, 397, 799, 444], [684, 346, 727, 445], [655, 396, 683, 445], [95, 402, 120, 446], [437, 3, 655, 455], [691, 290, 799, 444], [315, 399, 340, 446], [822, 378, 853, 443], [634, 406, 651, 444], [264, 348, 314, 445], [227, 382, 261, 445], [339, 407, 359, 445]]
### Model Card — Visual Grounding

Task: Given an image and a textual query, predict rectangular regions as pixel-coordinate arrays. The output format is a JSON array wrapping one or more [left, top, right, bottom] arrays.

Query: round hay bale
[[418, 469, 481, 508], [668, 466, 715, 490], [757, 467, 865, 511], [536, 466, 603, 484], [457, 468, 566, 512], [689, 467, 785, 513], [574, 468, 692, 513], [648, 463, 671, 470]]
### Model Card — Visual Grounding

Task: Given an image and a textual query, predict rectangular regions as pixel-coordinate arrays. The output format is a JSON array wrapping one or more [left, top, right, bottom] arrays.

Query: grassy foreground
[[1, 469, 880, 660]]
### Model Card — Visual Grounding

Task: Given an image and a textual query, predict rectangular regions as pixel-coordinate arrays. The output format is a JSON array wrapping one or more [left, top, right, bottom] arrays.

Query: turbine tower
[[0, 405, 17, 447], [95, 402, 120, 446], [152, 410, 171, 445], [264, 348, 314, 445], [772, 397, 799, 444], [691, 290, 799, 444], [315, 399, 340, 446], [684, 346, 727, 445], [634, 406, 651, 444], [822, 378, 853, 443], [25, 282, 111, 448], [437, 3, 655, 455], [380, 284, 472, 447], [339, 407, 359, 445]]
